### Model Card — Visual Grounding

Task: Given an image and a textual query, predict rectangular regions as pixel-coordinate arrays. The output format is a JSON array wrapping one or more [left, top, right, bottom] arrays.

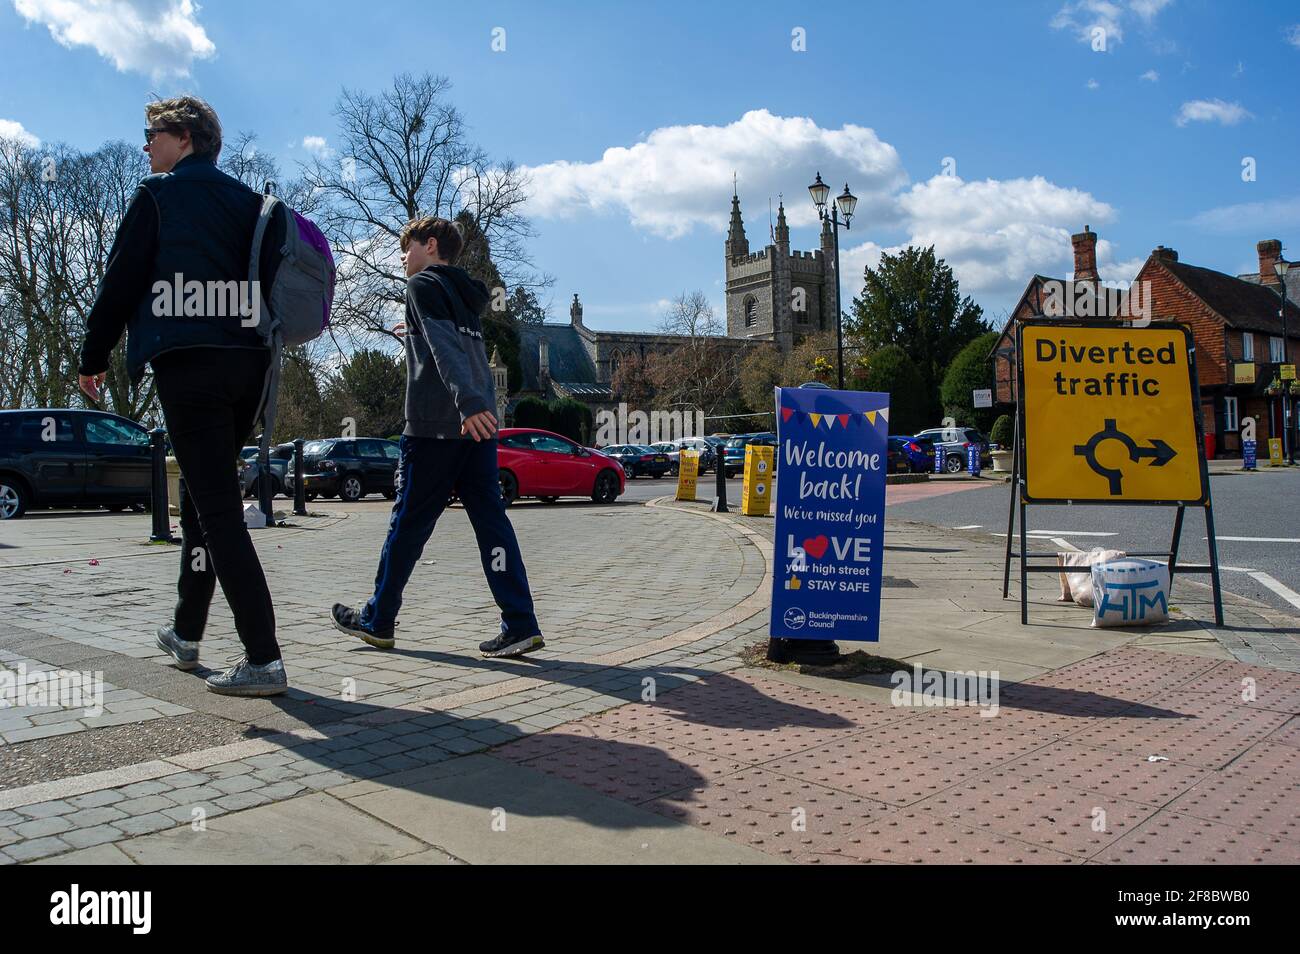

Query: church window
[[744, 297, 758, 328]]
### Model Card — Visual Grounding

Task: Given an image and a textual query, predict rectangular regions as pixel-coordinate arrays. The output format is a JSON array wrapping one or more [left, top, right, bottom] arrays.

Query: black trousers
[[152, 347, 280, 664]]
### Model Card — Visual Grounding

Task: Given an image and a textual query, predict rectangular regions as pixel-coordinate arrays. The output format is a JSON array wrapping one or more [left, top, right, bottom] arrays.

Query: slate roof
[[516, 323, 597, 392], [1163, 260, 1300, 336]]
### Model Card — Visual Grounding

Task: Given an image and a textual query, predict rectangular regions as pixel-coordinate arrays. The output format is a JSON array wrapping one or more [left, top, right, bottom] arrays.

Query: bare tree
[[300, 73, 546, 349], [648, 291, 741, 416]]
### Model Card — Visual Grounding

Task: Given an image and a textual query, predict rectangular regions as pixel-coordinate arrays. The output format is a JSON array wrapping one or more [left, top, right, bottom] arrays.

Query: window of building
[[744, 297, 758, 328], [1224, 396, 1239, 433], [1242, 332, 1254, 361], [1270, 336, 1286, 363]]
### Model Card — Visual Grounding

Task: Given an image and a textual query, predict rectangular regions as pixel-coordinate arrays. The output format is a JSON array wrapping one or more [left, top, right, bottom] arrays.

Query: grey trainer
[[156, 625, 200, 671], [205, 657, 288, 696]]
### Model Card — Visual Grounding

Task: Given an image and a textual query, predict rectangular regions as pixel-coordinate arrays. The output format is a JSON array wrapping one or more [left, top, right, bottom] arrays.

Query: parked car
[[283, 437, 399, 502], [0, 408, 151, 520], [722, 432, 778, 478], [600, 444, 672, 479], [239, 443, 295, 498], [888, 436, 937, 473], [497, 428, 624, 505], [914, 426, 991, 474], [672, 437, 716, 474], [648, 442, 680, 475]]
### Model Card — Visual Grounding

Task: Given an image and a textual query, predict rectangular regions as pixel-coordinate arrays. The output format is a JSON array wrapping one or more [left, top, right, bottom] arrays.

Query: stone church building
[[504, 188, 836, 417]]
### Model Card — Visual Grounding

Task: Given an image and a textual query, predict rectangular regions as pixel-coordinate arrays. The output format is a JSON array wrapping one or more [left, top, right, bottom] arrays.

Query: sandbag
[[1056, 548, 1126, 607], [1091, 558, 1170, 628]]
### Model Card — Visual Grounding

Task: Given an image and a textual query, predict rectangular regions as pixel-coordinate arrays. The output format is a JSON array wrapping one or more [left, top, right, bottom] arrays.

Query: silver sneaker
[[156, 625, 200, 671], [205, 657, 288, 696]]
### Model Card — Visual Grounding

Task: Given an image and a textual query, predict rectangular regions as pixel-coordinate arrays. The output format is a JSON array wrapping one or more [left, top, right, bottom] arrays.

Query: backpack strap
[[249, 193, 281, 338]]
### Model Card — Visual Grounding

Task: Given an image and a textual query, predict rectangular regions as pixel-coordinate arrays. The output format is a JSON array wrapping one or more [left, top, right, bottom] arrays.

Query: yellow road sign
[[1268, 438, 1284, 466], [675, 450, 699, 501], [1018, 321, 1207, 504], [741, 444, 773, 516]]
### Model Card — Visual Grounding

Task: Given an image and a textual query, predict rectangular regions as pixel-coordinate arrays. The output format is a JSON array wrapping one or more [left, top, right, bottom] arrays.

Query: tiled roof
[[1163, 260, 1300, 336]]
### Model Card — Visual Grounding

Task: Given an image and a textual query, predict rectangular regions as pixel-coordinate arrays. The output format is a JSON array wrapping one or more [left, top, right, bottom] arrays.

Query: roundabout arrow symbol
[[1073, 419, 1178, 495]]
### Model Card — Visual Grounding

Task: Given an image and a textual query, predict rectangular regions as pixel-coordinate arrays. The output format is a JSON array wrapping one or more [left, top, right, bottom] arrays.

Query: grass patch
[[740, 641, 910, 680]]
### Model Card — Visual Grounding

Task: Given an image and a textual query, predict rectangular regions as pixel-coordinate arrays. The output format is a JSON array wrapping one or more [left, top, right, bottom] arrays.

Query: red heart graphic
[[802, 535, 829, 559]]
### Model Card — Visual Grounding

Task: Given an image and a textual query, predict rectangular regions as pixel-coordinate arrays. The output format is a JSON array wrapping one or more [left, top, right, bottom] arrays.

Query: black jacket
[[79, 154, 281, 382], [403, 265, 495, 439]]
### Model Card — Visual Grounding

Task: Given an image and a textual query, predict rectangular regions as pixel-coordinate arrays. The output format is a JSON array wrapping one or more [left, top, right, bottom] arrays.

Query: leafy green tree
[[990, 414, 1014, 448], [851, 345, 927, 434], [332, 348, 405, 437], [848, 245, 987, 423], [939, 330, 1000, 431], [550, 397, 593, 445], [512, 396, 550, 430], [272, 345, 330, 441]]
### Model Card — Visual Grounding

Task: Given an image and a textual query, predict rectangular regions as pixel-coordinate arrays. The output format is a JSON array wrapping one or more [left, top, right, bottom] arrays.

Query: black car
[[600, 444, 672, 479], [284, 437, 400, 502], [0, 408, 152, 520], [239, 443, 295, 498]]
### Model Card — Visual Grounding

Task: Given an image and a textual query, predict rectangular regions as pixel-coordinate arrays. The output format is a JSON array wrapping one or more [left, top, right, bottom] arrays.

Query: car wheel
[[624, 466, 636, 479], [499, 470, 519, 506], [271, 477, 284, 498], [944, 454, 963, 474], [0, 479, 28, 520], [591, 469, 619, 504], [339, 474, 365, 502]]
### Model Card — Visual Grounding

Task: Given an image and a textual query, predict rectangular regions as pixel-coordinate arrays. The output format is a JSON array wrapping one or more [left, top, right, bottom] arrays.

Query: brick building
[[990, 229, 1300, 458]]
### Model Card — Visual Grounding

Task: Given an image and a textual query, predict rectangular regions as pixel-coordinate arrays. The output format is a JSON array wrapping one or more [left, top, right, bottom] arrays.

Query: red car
[[496, 428, 625, 505]]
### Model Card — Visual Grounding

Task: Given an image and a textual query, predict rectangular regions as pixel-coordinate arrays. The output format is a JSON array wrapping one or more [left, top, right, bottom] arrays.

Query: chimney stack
[[1152, 245, 1179, 264], [1257, 239, 1282, 285], [1072, 225, 1099, 282]]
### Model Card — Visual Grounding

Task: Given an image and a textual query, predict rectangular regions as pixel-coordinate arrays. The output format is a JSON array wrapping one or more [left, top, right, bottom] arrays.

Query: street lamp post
[[808, 173, 857, 390], [1276, 260, 1293, 464]]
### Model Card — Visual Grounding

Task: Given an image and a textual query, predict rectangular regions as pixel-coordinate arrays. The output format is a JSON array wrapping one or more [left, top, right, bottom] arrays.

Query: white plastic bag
[[1091, 558, 1170, 628], [1056, 548, 1126, 607], [243, 503, 267, 529]]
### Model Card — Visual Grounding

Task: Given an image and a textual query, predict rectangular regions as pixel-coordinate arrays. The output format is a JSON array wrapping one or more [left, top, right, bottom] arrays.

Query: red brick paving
[[493, 647, 1300, 864]]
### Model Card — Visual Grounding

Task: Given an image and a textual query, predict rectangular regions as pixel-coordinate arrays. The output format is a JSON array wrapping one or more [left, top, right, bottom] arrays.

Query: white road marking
[[1206, 536, 1300, 543], [1025, 530, 1118, 537], [1051, 538, 1080, 551], [951, 524, 983, 530], [1247, 571, 1300, 612]]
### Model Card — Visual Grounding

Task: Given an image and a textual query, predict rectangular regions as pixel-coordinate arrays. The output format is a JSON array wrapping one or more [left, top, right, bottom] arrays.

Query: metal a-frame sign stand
[[1001, 318, 1224, 626]]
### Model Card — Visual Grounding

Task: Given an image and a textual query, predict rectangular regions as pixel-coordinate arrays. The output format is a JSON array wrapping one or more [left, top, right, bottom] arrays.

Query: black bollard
[[713, 446, 728, 512], [149, 428, 173, 543], [293, 438, 307, 516]]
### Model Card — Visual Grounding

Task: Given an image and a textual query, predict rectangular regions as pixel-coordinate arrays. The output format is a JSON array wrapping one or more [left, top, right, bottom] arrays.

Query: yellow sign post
[[1268, 438, 1284, 466], [1005, 320, 1222, 627], [740, 444, 773, 516], [675, 450, 699, 501], [1019, 322, 1206, 504]]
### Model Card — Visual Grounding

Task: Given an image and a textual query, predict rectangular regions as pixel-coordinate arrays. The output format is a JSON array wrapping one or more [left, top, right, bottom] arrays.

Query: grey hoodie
[[403, 264, 495, 439]]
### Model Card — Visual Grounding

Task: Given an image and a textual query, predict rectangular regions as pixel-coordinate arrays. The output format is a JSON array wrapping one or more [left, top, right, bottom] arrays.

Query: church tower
[[770, 201, 793, 352], [725, 189, 749, 260]]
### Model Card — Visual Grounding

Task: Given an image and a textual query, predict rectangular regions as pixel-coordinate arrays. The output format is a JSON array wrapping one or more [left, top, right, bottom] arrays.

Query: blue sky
[[2, 0, 1298, 331]]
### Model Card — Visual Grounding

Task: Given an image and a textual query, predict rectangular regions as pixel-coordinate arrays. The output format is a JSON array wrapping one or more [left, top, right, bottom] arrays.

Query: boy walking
[[331, 217, 544, 658]]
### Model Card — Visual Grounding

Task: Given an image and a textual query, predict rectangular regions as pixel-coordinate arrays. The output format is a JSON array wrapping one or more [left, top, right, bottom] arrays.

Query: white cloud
[[1140, 69, 1159, 81], [1187, 195, 1300, 234], [13, 0, 215, 79], [1086, 78, 1100, 89], [520, 109, 908, 240], [1286, 25, 1300, 49], [1175, 98, 1252, 127], [301, 135, 330, 158], [0, 118, 40, 147], [1051, 0, 1173, 48]]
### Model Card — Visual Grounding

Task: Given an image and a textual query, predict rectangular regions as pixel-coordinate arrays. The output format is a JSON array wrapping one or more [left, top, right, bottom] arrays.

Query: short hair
[[399, 216, 463, 264], [145, 96, 223, 161]]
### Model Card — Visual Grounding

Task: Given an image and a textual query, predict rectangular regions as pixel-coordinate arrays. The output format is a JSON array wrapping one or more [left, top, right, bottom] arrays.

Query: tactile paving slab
[[1266, 717, 1300, 749], [910, 768, 1159, 858], [765, 738, 983, 806], [1067, 690, 1291, 769], [644, 767, 893, 857], [1095, 812, 1300, 864], [999, 740, 1209, 806], [824, 810, 1078, 865], [1176, 661, 1300, 714], [1027, 647, 1220, 701], [1168, 743, 1300, 841]]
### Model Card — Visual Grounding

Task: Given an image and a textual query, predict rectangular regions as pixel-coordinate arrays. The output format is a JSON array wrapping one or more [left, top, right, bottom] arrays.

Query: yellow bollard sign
[[675, 450, 700, 501], [741, 444, 774, 516], [1268, 438, 1284, 466]]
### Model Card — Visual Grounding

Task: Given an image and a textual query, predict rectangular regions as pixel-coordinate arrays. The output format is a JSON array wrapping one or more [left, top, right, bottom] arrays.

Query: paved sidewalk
[[0, 493, 1296, 864]]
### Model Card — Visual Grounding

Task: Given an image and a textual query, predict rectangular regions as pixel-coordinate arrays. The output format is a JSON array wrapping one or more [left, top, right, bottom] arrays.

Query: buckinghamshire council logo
[[783, 607, 806, 630]]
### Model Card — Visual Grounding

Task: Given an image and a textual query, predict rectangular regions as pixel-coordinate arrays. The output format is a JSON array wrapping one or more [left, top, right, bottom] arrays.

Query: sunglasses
[[143, 126, 176, 144]]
